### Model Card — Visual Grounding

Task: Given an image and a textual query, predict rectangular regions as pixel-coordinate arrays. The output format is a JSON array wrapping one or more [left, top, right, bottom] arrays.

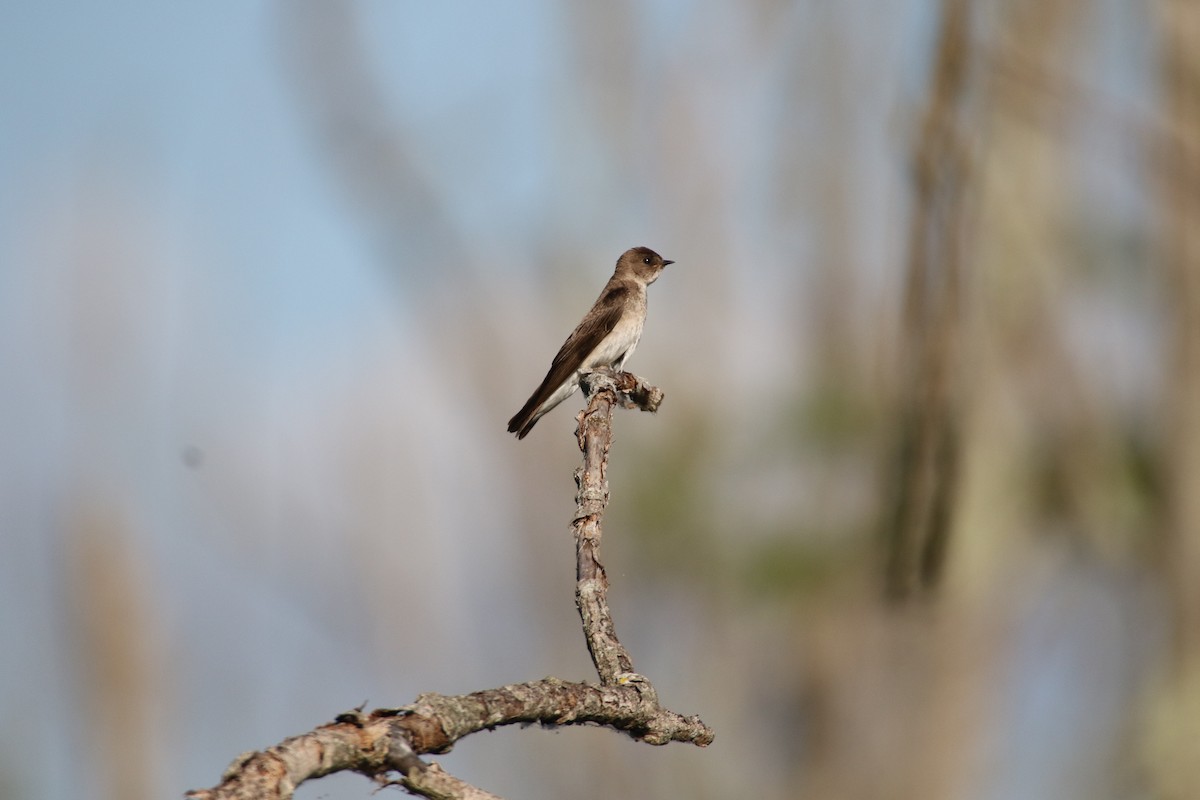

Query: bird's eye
[[643, 256, 651, 264]]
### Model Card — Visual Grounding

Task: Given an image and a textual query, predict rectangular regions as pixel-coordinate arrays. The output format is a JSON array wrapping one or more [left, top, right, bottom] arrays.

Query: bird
[[507, 246, 673, 439]]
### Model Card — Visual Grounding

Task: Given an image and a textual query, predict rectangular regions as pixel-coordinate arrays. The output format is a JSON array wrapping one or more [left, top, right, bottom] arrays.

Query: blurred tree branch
[[1147, 3, 1200, 797], [1158, 0, 1200, 665], [278, 1, 468, 289], [186, 372, 710, 800], [882, 0, 975, 600]]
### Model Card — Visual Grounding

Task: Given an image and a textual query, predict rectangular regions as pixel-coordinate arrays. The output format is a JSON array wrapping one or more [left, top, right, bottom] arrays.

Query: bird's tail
[[507, 396, 543, 439], [508, 375, 582, 439]]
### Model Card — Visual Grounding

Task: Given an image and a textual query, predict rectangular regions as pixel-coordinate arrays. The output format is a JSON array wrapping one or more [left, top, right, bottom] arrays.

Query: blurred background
[[2, 1, 1197, 798]]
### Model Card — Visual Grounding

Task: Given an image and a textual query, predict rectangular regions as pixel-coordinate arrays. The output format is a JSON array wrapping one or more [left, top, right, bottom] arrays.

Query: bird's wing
[[545, 285, 629, 380], [507, 285, 628, 435]]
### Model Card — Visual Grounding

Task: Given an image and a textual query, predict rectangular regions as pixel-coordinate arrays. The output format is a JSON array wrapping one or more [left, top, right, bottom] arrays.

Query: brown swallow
[[508, 247, 673, 439]]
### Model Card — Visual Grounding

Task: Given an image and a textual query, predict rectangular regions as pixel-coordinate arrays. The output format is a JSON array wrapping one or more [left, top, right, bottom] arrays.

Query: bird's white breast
[[583, 312, 644, 371]]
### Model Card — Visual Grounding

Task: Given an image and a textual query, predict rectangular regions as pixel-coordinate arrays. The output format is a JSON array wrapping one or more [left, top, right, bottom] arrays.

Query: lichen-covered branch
[[185, 370, 712, 800], [186, 677, 711, 800]]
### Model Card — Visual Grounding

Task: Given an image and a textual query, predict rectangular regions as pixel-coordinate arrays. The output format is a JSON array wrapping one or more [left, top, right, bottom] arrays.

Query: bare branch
[[187, 677, 711, 800], [395, 763, 506, 800], [185, 369, 712, 800]]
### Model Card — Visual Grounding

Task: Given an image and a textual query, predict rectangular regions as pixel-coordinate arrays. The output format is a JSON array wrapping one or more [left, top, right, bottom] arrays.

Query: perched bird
[[507, 246, 673, 439]]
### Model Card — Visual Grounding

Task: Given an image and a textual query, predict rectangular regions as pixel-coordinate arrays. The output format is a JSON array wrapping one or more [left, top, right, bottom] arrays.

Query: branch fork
[[187, 371, 709, 800]]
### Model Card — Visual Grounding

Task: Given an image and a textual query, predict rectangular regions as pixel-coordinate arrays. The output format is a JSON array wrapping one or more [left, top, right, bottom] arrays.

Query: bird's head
[[619, 246, 673, 285]]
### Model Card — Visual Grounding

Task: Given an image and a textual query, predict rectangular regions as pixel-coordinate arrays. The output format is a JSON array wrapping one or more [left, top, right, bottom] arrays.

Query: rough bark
[[573, 371, 663, 685]]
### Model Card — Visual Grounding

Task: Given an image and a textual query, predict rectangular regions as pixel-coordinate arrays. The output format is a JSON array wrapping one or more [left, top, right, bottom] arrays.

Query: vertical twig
[[573, 372, 639, 684]]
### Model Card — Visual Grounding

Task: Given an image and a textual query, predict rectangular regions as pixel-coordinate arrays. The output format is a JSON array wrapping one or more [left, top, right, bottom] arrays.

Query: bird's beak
[[663, 260, 674, 266]]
